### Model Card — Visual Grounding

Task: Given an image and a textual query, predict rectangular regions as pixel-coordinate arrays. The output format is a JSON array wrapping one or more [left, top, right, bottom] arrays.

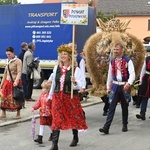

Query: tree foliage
[[0, 0, 20, 5], [96, 11, 118, 22], [88, 0, 93, 6]]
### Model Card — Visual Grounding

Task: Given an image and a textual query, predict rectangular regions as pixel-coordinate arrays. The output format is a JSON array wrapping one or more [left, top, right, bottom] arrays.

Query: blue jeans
[[140, 97, 149, 116]]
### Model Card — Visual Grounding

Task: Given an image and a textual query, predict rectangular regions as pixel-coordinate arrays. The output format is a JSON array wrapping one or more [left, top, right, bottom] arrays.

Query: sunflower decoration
[[57, 44, 72, 54], [83, 18, 145, 97]]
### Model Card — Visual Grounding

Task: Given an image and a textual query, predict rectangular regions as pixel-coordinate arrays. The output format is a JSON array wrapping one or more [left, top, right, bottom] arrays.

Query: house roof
[[42, 0, 90, 4], [96, 0, 150, 16]]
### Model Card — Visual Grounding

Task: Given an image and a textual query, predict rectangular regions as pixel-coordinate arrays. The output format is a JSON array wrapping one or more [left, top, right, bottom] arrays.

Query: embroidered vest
[[111, 56, 130, 81], [54, 66, 78, 94]]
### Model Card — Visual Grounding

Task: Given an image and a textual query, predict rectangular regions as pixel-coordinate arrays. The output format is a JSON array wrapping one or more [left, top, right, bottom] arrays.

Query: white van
[[143, 42, 150, 52]]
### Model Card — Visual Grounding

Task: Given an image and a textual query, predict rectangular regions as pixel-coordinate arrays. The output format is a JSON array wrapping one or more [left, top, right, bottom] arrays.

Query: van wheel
[[33, 78, 42, 89]]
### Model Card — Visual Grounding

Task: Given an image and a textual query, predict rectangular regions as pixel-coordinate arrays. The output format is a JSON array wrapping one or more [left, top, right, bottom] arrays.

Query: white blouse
[[139, 61, 146, 82]]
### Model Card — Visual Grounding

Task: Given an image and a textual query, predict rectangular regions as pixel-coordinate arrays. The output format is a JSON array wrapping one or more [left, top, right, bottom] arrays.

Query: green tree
[[88, 0, 93, 6], [0, 0, 20, 5], [96, 11, 118, 22]]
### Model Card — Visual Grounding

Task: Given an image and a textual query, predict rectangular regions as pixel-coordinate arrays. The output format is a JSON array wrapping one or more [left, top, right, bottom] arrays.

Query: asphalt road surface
[[0, 102, 150, 150]]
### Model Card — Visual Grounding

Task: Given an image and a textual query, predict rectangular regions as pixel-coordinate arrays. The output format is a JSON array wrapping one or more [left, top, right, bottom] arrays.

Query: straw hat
[[57, 44, 72, 54]]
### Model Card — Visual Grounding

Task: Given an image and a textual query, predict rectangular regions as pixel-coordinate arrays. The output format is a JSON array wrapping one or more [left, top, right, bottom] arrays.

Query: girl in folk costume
[[48, 44, 88, 150], [31, 80, 52, 144], [0, 47, 22, 119], [136, 53, 150, 120]]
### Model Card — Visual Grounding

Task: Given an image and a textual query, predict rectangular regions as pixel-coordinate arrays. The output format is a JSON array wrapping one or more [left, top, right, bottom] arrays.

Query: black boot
[[122, 124, 128, 132], [48, 133, 52, 141], [70, 129, 79, 147], [50, 130, 60, 150], [34, 135, 43, 144]]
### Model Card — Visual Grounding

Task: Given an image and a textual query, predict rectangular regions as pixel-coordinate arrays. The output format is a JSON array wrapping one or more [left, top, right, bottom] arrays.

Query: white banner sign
[[60, 4, 88, 25]]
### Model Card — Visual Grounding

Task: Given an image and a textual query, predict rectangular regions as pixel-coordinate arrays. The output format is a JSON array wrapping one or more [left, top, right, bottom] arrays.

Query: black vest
[[54, 66, 78, 95]]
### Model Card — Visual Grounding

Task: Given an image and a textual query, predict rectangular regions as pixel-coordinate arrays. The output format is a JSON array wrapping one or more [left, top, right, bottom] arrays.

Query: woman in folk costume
[[0, 47, 22, 119], [48, 44, 88, 150], [136, 53, 150, 120]]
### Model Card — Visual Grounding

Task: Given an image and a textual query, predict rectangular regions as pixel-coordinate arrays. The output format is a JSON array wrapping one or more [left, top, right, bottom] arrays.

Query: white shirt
[[107, 59, 135, 90], [79, 58, 86, 89], [139, 61, 146, 82]]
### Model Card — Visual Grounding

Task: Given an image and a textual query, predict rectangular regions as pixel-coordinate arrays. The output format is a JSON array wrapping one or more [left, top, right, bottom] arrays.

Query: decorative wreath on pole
[[83, 18, 146, 97]]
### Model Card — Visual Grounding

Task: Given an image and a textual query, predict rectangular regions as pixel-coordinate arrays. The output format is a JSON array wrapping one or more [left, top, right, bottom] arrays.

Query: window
[[148, 20, 150, 31]]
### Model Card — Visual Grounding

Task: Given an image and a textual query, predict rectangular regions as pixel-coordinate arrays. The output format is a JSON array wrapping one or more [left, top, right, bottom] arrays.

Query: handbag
[[13, 86, 24, 100], [7, 64, 24, 107]]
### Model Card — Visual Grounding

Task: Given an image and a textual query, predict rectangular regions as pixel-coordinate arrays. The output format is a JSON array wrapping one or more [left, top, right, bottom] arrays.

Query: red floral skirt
[[51, 92, 88, 130], [40, 116, 52, 126], [1, 80, 22, 111]]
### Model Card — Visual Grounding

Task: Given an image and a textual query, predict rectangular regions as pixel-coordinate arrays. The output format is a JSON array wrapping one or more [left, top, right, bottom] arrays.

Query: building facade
[[96, 0, 150, 42]]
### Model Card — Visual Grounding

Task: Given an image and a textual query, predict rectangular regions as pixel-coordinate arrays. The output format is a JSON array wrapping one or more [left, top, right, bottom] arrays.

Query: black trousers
[[101, 95, 110, 112], [22, 73, 33, 99], [104, 86, 129, 129]]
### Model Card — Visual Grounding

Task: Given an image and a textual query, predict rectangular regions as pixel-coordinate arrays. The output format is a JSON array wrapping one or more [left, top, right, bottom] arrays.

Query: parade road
[[0, 101, 150, 150]]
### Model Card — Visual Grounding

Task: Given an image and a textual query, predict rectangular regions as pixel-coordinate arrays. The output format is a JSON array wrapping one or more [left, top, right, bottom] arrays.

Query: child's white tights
[[39, 125, 45, 136], [39, 125, 52, 136]]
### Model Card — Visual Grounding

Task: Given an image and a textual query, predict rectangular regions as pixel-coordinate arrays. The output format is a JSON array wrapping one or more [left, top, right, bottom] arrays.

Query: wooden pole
[[71, 24, 75, 99]]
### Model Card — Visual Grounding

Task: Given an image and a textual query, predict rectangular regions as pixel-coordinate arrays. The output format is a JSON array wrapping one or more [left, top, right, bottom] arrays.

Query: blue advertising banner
[[0, 3, 72, 59]]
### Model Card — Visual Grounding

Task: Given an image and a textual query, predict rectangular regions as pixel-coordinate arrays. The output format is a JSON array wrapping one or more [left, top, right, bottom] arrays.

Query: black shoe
[[136, 114, 146, 120], [34, 135, 43, 144], [122, 125, 128, 132], [136, 105, 140, 108], [102, 111, 107, 116], [26, 98, 36, 102], [99, 127, 109, 134]]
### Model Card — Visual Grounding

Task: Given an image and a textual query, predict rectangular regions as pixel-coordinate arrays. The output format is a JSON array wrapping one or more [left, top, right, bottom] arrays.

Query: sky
[[17, 0, 43, 4]]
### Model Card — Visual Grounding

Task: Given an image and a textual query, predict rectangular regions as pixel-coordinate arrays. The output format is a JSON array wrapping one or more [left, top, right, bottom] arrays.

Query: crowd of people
[[0, 42, 39, 119], [0, 41, 150, 150]]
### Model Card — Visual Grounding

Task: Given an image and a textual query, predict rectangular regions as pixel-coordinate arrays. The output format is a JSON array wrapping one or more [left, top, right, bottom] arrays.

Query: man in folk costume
[[48, 44, 87, 150], [99, 43, 135, 134], [136, 54, 150, 120]]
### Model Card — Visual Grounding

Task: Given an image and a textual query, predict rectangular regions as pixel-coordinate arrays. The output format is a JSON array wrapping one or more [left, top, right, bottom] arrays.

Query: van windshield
[[145, 46, 150, 52]]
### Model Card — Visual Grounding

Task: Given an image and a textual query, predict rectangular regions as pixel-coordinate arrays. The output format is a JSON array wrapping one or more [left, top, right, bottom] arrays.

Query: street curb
[[0, 100, 102, 127], [0, 114, 39, 127], [0, 114, 40, 127]]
